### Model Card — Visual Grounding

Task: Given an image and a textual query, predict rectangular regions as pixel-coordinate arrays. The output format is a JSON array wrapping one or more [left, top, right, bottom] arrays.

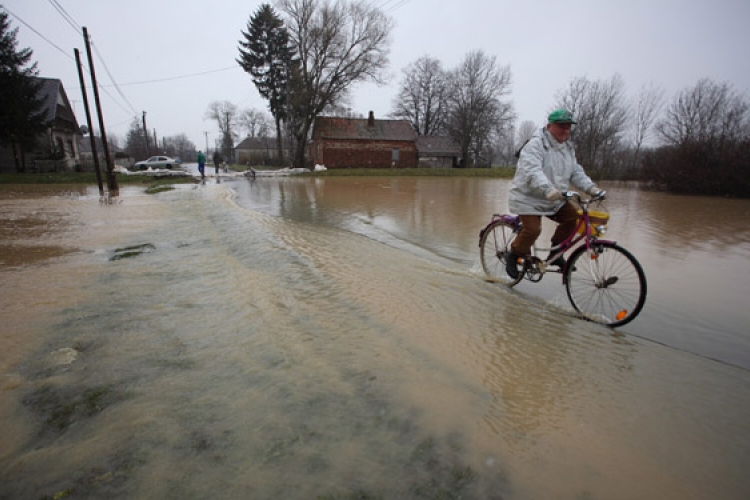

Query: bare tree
[[516, 120, 537, 146], [657, 78, 749, 147], [629, 82, 664, 168], [554, 74, 628, 177], [390, 56, 449, 136], [164, 133, 196, 161], [444, 50, 514, 167], [492, 123, 516, 167], [107, 133, 121, 152], [276, 0, 394, 167], [239, 108, 272, 138], [205, 101, 239, 158]]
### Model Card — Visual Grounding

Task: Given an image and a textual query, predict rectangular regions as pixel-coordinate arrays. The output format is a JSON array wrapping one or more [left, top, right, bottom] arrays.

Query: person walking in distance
[[197, 150, 206, 179], [506, 109, 604, 279], [213, 150, 221, 176]]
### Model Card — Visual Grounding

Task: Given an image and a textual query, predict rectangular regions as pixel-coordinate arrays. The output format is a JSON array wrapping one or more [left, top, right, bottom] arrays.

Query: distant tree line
[[391, 51, 750, 196], [641, 79, 750, 197], [122, 117, 198, 162]]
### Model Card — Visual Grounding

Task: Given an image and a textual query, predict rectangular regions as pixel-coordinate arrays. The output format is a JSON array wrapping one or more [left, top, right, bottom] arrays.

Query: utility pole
[[74, 48, 103, 196], [153, 129, 157, 153], [204, 131, 209, 153], [142, 111, 150, 157], [83, 27, 118, 196]]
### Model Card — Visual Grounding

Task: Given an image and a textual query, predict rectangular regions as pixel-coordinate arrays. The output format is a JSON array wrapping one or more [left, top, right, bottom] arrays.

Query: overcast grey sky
[[4, 0, 750, 152]]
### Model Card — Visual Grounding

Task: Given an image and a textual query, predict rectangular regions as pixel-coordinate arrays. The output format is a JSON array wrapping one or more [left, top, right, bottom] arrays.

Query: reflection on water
[[1, 181, 749, 499]]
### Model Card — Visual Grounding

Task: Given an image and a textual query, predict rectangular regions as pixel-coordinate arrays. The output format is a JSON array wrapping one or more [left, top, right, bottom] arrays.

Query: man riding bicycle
[[506, 109, 604, 279]]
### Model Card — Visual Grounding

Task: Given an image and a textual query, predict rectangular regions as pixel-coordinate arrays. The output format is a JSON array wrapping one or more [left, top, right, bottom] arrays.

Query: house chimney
[[367, 111, 374, 127]]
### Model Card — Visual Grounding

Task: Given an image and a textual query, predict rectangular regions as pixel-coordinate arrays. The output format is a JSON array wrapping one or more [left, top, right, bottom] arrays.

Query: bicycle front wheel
[[565, 242, 647, 327], [479, 220, 523, 287]]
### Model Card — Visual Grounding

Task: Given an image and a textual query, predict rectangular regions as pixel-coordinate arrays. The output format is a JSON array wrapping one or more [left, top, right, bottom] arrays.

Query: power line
[[90, 39, 138, 115], [43, 1, 139, 116], [47, 0, 81, 33], [115, 66, 241, 87], [3, 6, 73, 61], [383, 0, 415, 14], [29, 2, 138, 117], [372, 0, 398, 9]]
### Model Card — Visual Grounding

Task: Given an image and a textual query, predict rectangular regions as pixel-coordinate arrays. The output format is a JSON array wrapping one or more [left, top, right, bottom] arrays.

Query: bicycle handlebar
[[562, 190, 607, 203]]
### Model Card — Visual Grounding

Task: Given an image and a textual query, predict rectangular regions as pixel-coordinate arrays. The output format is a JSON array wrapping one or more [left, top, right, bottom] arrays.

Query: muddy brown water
[[1, 178, 749, 499]]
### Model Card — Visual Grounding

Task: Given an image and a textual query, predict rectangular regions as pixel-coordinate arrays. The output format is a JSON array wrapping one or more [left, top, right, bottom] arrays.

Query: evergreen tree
[[237, 4, 294, 165], [0, 9, 46, 172]]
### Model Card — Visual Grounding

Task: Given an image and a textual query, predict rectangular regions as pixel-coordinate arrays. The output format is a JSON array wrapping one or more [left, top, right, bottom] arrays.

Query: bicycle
[[478, 191, 647, 327]]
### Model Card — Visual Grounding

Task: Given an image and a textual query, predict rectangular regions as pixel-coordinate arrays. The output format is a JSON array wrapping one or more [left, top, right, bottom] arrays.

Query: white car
[[133, 156, 180, 170]]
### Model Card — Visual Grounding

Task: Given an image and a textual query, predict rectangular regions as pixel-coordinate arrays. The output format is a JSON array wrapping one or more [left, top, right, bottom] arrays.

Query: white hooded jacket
[[508, 127, 596, 215]]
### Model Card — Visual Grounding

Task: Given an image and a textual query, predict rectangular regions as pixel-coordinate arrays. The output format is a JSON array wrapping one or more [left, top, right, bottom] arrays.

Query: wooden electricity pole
[[74, 48, 104, 197], [82, 27, 118, 196]]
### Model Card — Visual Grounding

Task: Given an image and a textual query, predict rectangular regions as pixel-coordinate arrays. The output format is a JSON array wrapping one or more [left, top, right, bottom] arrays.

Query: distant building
[[311, 111, 418, 169], [234, 136, 293, 165], [416, 136, 460, 168]]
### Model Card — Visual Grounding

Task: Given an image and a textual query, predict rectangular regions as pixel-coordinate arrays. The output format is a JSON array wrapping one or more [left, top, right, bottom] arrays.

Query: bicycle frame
[[479, 192, 612, 283]]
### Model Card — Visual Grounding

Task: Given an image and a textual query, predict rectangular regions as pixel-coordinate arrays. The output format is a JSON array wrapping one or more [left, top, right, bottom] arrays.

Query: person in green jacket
[[197, 150, 206, 179]]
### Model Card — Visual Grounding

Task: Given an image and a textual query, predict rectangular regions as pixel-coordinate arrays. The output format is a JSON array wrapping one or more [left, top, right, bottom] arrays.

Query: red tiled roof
[[312, 116, 417, 142]]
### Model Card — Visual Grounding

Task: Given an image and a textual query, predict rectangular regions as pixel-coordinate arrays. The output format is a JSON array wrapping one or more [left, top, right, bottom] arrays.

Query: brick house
[[311, 112, 417, 168]]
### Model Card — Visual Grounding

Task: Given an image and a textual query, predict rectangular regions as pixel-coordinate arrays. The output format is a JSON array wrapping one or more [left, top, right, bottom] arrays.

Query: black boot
[[506, 251, 521, 279]]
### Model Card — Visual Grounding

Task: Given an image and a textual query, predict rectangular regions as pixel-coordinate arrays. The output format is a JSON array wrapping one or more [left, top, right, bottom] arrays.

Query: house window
[[391, 148, 400, 161]]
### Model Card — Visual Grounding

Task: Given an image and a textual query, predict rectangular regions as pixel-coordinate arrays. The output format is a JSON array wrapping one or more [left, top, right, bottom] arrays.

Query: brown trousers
[[511, 202, 579, 256]]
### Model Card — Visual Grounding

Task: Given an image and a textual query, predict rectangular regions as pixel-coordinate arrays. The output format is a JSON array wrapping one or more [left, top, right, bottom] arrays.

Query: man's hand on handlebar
[[591, 189, 607, 200], [560, 190, 606, 202]]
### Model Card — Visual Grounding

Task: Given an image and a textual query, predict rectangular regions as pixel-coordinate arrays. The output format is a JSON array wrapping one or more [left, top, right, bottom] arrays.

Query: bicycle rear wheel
[[479, 220, 524, 287], [565, 242, 647, 326]]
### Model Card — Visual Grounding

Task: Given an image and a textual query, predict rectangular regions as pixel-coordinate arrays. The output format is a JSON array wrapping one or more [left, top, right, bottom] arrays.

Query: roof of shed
[[416, 136, 460, 156]]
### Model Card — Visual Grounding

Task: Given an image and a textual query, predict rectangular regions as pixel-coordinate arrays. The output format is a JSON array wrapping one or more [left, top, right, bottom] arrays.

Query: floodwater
[[1, 177, 749, 499]]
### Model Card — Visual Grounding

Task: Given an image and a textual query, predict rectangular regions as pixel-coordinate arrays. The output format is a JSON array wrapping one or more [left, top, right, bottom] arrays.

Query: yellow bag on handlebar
[[576, 209, 610, 237]]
